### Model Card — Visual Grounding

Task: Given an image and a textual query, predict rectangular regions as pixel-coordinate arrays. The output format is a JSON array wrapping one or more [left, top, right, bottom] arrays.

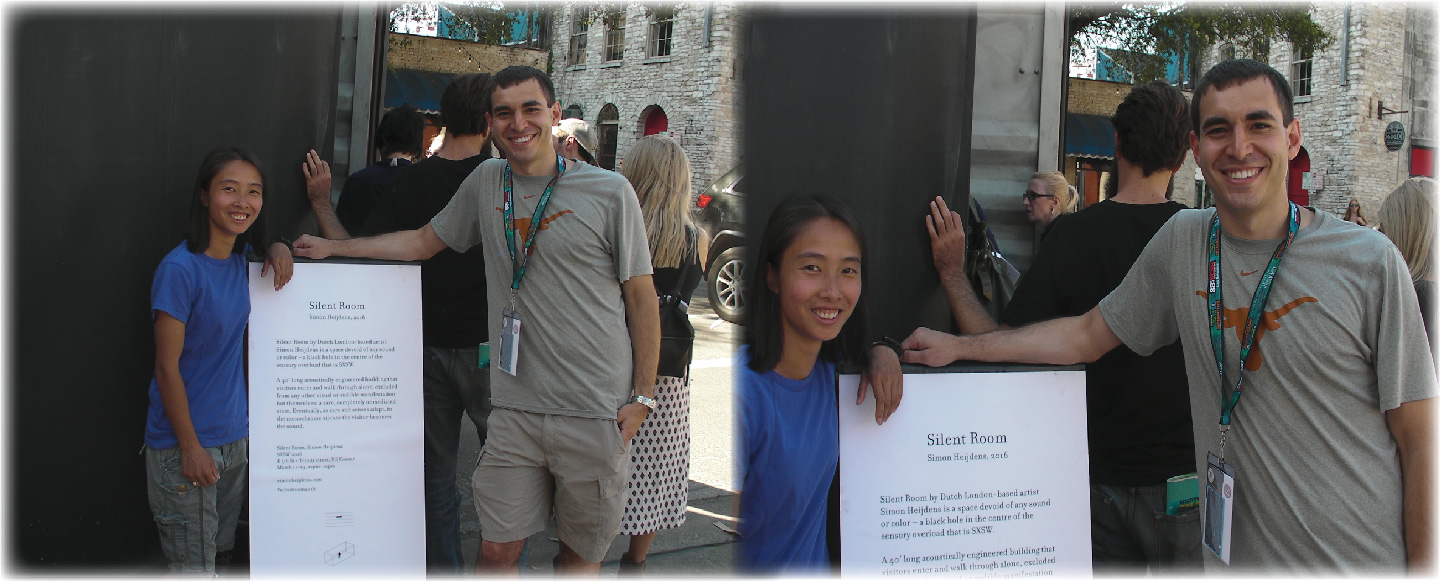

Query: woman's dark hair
[[185, 146, 268, 256], [744, 195, 870, 373]]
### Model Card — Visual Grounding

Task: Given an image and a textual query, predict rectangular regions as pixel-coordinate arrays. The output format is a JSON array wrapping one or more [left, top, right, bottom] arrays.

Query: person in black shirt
[[326, 104, 426, 232], [301, 73, 494, 572], [924, 81, 1201, 573]]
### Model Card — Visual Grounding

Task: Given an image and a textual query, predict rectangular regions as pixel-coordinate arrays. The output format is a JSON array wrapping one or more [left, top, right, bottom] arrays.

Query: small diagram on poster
[[324, 541, 355, 566]]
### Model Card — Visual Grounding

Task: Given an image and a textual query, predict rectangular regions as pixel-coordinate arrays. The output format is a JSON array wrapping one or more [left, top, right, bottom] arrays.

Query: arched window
[[641, 105, 668, 136], [597, 104, 620, 170]]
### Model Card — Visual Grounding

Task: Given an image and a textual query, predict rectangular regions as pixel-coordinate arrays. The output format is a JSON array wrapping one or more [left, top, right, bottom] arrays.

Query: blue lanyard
[[502, 155, 565, 294], [1208, 203, 1299, 454]]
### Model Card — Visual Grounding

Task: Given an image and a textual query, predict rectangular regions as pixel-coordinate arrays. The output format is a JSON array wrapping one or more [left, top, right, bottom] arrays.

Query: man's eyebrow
[[521, 99, 543, 108], [1245, 110, 1278, 122]]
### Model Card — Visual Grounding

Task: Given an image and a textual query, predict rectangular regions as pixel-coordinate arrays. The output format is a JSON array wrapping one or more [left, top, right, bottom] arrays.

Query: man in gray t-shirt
[[900, 60, 1434, 572], [295, 66, 660, 575]]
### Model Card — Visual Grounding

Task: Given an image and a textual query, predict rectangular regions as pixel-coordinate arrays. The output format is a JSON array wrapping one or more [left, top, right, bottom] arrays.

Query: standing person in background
[[300, 72, 495, 572], [616, 135, 709, 573], [146, 147, 293, 574], [327, 104, 425, 233], [553, 118, 599, 166], [1378, 176, 1436, 356], [1023, 170, 1079, 237], [1343, 196, 1369, 227]]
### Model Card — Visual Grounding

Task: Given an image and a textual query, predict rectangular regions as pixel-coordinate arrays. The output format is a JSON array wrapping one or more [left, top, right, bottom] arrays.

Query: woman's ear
[[767, 263, 779, 294]]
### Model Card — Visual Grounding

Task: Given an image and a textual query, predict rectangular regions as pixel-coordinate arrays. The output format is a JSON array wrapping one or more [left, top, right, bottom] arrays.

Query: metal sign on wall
[[1385, 121, 1406, 151]]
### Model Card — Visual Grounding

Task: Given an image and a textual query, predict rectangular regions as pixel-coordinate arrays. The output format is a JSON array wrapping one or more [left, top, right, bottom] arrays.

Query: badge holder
[[1203, 452, 1236, 564], [498, 308, 521, 376]]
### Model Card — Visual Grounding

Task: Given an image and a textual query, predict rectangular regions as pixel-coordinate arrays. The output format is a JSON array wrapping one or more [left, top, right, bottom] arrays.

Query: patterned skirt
[[619, 373, 691, 535]]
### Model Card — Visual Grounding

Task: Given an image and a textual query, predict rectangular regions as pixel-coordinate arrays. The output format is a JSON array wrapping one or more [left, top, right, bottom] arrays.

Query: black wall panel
[[742, 10, 977, 342], [9, 11, 344, 567]]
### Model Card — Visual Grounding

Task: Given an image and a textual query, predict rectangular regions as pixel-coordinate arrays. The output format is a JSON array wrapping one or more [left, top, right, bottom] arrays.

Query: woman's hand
[[860, 345, 903, 425], [262, 242, 294, 290], [180, 443, 220, 487]]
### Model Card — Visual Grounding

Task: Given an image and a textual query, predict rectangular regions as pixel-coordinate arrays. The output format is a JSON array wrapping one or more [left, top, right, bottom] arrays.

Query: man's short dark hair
[[1191, 59, 1294, 133], [439, 72, 492, 136], [375, 104, 425, 159], [1113, 81, 1191, 177], [486, 65, 557, 109]]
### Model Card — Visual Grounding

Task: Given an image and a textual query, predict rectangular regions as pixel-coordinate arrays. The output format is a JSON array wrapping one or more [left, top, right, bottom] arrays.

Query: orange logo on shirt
[[1193, 292, 1318, 371], [496, 208, 576, 255]]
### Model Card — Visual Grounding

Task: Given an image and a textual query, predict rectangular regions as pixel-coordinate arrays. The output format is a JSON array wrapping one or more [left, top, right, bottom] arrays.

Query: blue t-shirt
[[145, 242, 250, 449], [737, 346, 838, 573]]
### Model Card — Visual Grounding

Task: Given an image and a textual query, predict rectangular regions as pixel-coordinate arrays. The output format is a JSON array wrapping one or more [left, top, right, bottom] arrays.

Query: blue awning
[[383, 68, 455, 114], [1066, 113, 1116, 159]]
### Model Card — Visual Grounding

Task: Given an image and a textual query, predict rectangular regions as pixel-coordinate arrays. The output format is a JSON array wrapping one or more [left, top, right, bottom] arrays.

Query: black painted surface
[[741, 10, 977, 342], [9, 10, 345, 567]]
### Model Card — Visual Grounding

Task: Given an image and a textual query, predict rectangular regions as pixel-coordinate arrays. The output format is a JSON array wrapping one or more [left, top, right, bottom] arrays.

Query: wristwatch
[[630, 394, 656, 411]]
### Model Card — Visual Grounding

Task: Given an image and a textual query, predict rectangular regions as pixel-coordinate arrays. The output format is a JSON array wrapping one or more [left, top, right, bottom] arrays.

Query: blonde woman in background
[[1344, 196, 1370, 227], [1024, 170, 1079, 235], [1377, 177, 1435, 356], [617, 135, 708, 573]]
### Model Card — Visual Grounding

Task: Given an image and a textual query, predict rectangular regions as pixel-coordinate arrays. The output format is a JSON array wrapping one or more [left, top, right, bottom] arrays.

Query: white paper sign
[[839, 371, 1091, 577], [247, 262, 425, 575]]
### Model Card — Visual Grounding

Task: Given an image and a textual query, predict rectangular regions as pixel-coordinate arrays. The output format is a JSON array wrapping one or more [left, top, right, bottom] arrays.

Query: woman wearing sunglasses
[[1023, 170, 1078, 235]]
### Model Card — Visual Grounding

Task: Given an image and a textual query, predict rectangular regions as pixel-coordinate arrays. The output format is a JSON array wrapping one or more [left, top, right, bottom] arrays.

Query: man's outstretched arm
[[927, 196, 1003, 334], [900, 305, 1121, 367], [292, 223, 448, 262]]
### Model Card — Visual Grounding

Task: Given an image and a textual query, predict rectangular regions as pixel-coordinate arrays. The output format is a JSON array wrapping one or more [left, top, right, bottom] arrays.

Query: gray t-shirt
[[431, 158, 652, 419], [1100, 208, 1435, 572]]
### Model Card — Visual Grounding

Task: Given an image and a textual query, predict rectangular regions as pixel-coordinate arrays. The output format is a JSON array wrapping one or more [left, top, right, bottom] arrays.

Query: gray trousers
[[146, 437, 248, 575]]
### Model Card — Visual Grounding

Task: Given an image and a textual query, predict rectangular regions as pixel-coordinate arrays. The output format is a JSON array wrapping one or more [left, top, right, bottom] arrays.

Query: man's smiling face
[[1191, 76, 1302, 220], [487, 78, 561, 174]]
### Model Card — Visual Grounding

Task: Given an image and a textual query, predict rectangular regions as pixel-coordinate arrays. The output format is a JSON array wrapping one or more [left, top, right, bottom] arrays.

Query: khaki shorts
[[471, 408, 630, 563]]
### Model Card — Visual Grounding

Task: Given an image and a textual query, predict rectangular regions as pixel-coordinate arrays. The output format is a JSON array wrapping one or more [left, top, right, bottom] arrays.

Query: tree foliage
[[1071, 2, 1333, 84], [390, 1, 516, 45]]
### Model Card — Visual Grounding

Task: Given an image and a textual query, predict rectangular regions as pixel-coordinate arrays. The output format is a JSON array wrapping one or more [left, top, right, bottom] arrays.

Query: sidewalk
[[460, 481, 738, 574]]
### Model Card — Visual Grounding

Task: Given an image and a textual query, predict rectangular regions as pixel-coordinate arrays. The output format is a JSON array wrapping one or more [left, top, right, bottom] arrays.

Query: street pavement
[[456, 286, 742, 573]]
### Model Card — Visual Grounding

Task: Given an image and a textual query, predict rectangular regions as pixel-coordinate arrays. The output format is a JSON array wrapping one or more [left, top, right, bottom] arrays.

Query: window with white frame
[[646, 7, 674, 58], [568, 10, 589, 66], [604, 10, 625, 62], [1290, 46, 1312, 98]]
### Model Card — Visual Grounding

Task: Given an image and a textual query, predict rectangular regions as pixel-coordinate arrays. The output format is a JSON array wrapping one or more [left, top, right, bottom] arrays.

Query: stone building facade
[[549, 2, 743, 196], [1198, 3, 1435, 219]]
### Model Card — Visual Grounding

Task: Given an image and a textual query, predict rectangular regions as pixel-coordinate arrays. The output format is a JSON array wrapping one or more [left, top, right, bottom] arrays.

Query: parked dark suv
[[694, 165, 745, 324]]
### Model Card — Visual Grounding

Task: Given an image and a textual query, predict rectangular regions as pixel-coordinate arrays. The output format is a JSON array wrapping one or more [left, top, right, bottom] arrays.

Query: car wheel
[[707, 247, 746, 324]]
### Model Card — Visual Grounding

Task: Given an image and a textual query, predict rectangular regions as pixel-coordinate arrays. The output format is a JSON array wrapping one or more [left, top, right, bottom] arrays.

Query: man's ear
[[1286, 119, 1303, 161]]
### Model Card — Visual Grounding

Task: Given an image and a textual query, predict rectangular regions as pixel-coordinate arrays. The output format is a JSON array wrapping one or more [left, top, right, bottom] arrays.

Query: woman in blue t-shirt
[[145, 147, 292, 573], [738, 195, 871, 572]]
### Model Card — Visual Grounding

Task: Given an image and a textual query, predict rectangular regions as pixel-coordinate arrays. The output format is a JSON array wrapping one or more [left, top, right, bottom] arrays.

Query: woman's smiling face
[[768, 217, 863, 355]]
